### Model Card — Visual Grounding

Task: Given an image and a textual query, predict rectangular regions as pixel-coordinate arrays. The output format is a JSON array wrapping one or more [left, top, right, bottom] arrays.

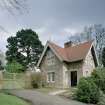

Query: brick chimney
[[64, 41, 73, 48]]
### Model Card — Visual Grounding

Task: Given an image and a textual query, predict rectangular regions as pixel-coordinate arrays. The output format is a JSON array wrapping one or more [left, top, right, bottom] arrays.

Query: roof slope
[[37, 40, 97, 67], [48, 41, 93, 62]]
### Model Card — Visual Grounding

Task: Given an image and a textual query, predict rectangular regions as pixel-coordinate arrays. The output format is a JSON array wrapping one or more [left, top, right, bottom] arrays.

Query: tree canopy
[[6, 29, 44, 70]]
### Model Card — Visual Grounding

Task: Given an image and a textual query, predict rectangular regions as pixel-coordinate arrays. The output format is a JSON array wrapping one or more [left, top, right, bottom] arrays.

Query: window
[[46, 51, 55, 66], [52, 72, 55, 81], [47, 58, 55, 65], [48, 72, 51, 82], [86, 71, 89, 77], [47, 72, 55, 82]]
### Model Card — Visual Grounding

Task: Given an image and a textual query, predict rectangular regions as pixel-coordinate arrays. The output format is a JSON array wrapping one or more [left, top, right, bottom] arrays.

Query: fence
[[0, 71, 32, 89]]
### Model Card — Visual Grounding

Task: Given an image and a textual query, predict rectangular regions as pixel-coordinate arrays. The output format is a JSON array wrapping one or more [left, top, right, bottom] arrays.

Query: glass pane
[[52, 72, 55, 81], [48, 73, 50, 81]]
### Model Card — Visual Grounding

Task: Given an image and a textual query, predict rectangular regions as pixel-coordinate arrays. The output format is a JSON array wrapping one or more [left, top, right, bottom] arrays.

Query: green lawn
[[0, 93, 30, 105]]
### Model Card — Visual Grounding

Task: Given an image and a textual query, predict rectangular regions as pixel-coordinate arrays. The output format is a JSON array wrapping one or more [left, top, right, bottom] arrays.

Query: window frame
[[47, 72, 55, 83]]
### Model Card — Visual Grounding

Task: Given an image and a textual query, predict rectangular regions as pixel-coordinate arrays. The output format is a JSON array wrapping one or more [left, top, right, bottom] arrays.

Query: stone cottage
[[37, 41, 98, 88]]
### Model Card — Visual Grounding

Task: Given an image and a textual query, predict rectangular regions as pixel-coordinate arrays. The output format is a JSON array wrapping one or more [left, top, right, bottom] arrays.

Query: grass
[[0, 93, 30, 105]]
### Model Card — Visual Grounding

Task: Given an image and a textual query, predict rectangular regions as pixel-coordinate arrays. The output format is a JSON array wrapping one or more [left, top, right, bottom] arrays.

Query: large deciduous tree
[[6, 29, 44, 69]]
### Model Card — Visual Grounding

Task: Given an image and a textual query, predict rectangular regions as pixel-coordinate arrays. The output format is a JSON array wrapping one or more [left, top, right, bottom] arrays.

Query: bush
[[92, 68, 105, 93], [97, 91, 105, 105], [30, 72, 46, 88], [5, 60, 24, 73], [76, 77, 100, 104]]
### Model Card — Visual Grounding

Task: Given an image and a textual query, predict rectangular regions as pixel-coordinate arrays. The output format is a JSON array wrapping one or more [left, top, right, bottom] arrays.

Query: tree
[[6, 29, 44, 69], [5, 60, 24, 73], [102, 47, 105, 67], [92, 68, 105, 93], [93, 24, 105, 64]]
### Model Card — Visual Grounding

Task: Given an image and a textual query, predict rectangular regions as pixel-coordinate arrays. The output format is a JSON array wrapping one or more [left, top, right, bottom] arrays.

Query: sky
[[0, 0, 105, 52]]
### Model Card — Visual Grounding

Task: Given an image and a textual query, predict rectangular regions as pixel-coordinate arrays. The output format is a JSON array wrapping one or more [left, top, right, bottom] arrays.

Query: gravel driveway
[[8, 90, 89, 105]]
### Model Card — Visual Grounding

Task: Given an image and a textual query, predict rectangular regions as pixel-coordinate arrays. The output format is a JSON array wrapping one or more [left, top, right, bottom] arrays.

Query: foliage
[[76, 77, 100, 104], [97, 91, 105, 105], [92, 68, 105, 93], [30, 72, 46, 88], [0, 93, 30, 105], [0, 60, 4, 70], [102, 47, 105, 67], [6, 29, 44, 69], [5, 60, 24, 73]]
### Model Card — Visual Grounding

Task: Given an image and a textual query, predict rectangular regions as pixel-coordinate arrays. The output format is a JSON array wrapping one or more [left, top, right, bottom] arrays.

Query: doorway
[[71, 71, 77, 86]]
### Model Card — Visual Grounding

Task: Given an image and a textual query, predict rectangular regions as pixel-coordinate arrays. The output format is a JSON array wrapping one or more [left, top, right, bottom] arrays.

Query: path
[[9, 90, 90, 105], [49, 90, 67, 95]]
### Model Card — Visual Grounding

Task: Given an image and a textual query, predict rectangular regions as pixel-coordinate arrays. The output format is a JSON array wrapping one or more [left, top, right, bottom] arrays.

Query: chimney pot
[[64, 41, 73, 48]]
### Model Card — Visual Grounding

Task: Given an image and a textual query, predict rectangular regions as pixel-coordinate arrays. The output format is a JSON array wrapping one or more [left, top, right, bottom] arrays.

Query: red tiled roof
[[48, 41, 93, 62]]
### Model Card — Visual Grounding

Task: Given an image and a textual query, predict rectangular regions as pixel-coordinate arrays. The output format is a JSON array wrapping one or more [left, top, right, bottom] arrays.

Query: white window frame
[[47, 72, 55, 83]]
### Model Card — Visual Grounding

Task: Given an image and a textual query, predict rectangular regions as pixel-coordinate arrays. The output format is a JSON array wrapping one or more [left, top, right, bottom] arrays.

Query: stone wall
[[82, 49, 95, 77], [63, 61, 83, 88], [0, 71, 3, 89], [39, 48, 95, 88], [63, 49, 95, 88], [40, 48, 64, 88]]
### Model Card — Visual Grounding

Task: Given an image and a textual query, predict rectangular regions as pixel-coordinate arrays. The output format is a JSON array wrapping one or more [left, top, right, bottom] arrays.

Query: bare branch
[[0, 0, 29, 15], [0, 25, 9, 33], [0, 0, 29, 33]]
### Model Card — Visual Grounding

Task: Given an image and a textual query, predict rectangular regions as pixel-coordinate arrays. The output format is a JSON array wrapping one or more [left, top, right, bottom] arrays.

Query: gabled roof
[[37, 40, 98, 67]]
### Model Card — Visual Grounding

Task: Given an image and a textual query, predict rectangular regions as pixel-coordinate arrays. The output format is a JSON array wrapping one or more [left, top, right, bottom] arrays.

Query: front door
[[71, 71, 77, 86]]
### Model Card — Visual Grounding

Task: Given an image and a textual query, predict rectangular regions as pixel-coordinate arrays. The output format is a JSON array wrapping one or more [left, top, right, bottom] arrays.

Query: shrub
[[92, 68, 105, 93], [5, 60, 24, 73], [76, 77, 100, 104], [30, 72, 46, 88], [97, 91, 105, 105]]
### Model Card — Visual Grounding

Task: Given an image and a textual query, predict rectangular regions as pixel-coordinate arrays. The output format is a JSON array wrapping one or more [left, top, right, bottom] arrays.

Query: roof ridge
[[48, 41, 63, 49], [48, 40, 93, 62], [48, 40, 93, 49], [64, 40, 93, 49], [37, 40, 96, 67]]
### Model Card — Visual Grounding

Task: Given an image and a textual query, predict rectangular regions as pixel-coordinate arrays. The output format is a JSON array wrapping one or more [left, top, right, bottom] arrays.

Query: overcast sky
[[0, 0, 105, 52]]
